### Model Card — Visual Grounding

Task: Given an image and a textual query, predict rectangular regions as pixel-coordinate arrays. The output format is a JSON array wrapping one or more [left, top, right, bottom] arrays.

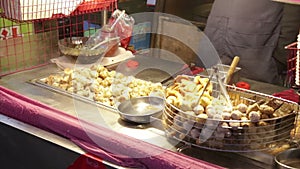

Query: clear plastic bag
[[84, 9, 134, 59], [107, 9, 135, 49]]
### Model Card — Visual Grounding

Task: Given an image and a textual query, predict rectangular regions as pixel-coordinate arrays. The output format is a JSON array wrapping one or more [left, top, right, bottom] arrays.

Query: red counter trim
[[0, 86, 225, 169]]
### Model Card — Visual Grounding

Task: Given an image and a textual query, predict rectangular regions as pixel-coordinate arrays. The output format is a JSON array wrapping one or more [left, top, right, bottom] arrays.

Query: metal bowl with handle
[[117, 96, 165, 124], [58, 37, 106, 64], [275, 148, 300, 169]]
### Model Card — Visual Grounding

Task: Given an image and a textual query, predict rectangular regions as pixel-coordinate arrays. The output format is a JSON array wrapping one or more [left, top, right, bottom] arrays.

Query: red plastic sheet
[[0, 86, 225, 169], [68, 153, 106, 169], [272, 89, 299, 103]]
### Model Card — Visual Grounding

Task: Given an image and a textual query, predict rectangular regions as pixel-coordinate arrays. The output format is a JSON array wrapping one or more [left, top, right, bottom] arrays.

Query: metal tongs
[[90, 36, 120, 50], [198, 65, 233, 143], [196, 66, 216, 105], [196, 66, 232, 107]]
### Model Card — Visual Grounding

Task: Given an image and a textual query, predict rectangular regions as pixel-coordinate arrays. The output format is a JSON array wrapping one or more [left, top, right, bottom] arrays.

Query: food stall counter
[[0, 63, 294, 168]]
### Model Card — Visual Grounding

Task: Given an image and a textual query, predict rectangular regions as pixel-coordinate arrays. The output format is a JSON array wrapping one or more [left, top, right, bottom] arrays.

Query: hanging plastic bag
[[107, 9, 135, 49], [76, 9, 134, 64]]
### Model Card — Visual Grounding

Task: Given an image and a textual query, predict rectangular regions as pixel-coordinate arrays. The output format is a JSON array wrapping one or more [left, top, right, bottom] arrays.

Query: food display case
[[1, 1, 300, 169], [1, 63, 299, 169]]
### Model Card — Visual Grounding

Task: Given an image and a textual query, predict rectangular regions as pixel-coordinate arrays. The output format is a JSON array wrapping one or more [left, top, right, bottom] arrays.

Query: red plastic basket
[[75, 0, 117, 13], [0, 0, 117, 76], [285, 42, 300, 88], [0, 0, 117, 21]]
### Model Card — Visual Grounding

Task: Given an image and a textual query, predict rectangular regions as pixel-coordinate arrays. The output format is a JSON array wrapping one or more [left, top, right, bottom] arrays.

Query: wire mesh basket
[[0, 0, 117, 21], [0, 0, 117, 76], [162, 84, 299, 152]]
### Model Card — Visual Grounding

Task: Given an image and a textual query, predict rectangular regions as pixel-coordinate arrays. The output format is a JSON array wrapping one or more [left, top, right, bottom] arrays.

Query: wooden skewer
[[225, 56, 240, 85]]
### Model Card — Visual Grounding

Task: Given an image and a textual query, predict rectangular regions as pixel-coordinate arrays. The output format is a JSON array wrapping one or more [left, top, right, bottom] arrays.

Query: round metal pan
[[275, 148, 300, 169], [117, 96, 164, 124]]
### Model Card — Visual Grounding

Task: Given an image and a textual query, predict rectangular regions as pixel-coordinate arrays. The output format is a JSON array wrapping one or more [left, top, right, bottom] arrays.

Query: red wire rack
[[0, 0, 117, 76], [285, 42, 299, 88]]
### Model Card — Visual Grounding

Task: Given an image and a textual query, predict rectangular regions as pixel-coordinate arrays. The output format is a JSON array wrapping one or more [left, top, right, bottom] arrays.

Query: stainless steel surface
[[116, 55, 187, 83], [240, 77, 288, 95], [0, 64, 175, 168], [117, 96, 164, 123], [0, 63, 296, 168], [275, 148, 300, 169], [199, 63, 241, 85], [0, 64, 174, 146]]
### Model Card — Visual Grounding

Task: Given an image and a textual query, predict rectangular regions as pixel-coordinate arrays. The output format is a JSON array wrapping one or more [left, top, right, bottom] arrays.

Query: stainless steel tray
[[28, 78, 117, 111]]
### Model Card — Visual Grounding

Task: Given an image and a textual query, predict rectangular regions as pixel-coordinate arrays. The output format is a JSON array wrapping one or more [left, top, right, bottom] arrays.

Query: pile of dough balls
[[41, 65, 164, 106]]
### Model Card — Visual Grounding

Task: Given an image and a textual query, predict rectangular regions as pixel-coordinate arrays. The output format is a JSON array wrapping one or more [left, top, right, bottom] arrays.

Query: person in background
[[273, 3, 300, 85], [204, 0, 284, 85]]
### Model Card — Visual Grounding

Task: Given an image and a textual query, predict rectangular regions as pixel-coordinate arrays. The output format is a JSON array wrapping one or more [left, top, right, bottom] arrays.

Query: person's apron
[[204, 0, 283, 84]]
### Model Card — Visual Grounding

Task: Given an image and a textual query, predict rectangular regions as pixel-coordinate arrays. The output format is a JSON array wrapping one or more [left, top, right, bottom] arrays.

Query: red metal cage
[[285, 42, 300, 88], [0, 0, 117, 76]]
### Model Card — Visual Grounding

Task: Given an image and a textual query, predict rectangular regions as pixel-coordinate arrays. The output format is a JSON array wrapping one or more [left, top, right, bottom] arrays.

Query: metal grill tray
[[28, 78, 118, 111], [163, 85, 299, 152], [28, 56, 189, 111], [30, 72, 300, 153]]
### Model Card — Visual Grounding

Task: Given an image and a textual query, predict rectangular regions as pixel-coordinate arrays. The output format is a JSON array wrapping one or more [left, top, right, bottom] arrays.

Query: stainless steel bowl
[[58, 37, 107, 64], [275, 148, 300, 169], [117, 96, 165, 124]]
